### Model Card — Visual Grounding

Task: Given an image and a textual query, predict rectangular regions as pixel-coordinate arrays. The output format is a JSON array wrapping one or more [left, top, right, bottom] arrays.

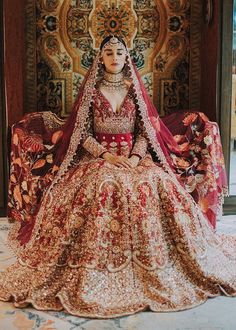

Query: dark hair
[[100, 35, 127, 50]]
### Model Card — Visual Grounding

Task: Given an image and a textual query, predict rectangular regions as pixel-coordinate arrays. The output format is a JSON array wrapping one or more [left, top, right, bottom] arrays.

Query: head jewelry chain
[[101, 36, 127, 54]]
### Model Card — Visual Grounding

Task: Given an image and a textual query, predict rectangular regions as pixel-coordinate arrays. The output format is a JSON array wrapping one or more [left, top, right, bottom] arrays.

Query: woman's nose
[[112, 54, 118, 62]]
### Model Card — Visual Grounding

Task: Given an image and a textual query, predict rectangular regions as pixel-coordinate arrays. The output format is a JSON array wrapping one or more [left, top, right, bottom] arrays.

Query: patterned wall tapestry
[[25, 0, 201, 117]]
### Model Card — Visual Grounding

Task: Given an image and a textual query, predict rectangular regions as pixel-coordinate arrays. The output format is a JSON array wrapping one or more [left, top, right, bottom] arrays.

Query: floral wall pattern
[[25, 0, 201, 117]]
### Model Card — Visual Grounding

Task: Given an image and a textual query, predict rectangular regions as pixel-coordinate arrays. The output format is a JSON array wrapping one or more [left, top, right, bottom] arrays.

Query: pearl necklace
[[100, 71, 127, 91]]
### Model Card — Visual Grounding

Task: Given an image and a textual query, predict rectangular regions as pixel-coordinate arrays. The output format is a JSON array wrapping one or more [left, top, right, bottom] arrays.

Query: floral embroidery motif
[[131, 136, 148, 159], [83, 135, 107, 158]]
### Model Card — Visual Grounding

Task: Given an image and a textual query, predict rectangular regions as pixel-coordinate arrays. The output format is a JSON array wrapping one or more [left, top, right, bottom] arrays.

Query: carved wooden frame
[[219, 0, 236, 214], [189, 0, 202, 110], [24, 0, 37, 114], [0, 0, 8, 217], [204, 0, 214, 25]]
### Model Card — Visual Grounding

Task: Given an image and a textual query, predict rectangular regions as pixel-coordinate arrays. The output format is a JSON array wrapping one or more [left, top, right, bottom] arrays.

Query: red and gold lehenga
[[0, 51, 236, 318]]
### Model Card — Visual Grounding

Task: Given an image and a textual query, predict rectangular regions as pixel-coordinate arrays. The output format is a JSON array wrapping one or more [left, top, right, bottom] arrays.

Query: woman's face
[[102, 44, 126, 74]]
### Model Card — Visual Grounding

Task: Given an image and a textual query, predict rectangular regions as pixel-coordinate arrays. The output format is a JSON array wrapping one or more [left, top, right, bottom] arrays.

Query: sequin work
[[1, 89, 236, 319]]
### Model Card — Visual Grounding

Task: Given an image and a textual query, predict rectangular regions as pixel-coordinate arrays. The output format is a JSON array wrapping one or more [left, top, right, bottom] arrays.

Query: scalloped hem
[[1, 290, 235, 319]]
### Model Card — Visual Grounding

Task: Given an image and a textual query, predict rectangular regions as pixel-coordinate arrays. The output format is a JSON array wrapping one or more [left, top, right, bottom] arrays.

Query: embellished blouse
[[82, 87, 148, 159]]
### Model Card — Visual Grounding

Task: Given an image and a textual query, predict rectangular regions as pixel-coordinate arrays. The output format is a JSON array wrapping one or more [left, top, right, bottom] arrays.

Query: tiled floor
[[0, 216, 236, 330]]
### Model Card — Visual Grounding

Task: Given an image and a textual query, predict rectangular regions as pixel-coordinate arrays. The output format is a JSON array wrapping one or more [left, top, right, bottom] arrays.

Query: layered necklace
[[100, 71, 127, 92]]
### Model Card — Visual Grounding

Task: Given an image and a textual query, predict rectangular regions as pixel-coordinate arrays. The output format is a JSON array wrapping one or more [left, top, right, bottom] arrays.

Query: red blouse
[[82, 87, 148, 158]]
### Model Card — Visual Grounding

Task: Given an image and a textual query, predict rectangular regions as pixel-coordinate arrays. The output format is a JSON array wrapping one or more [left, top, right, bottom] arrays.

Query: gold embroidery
[[131, 135, 148, 159], [82, 136, 107, 158], [93, 89, 136, 134], [41, 112, 66, 130]]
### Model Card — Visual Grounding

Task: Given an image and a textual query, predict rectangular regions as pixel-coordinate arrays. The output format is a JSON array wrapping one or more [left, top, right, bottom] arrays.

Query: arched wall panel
[[25, 0, 202, 117]]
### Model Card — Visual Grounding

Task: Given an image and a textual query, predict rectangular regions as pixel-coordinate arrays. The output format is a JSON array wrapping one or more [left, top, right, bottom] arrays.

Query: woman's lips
[[111, 63, 119, 66]]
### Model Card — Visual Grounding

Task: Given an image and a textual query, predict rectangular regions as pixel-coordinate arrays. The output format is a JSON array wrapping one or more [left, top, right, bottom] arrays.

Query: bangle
[[101, 151, 109, 159], [131, 154, 141, 160]]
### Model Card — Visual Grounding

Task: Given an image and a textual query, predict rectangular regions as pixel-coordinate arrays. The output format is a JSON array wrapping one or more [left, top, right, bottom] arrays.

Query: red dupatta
[[7, 51, 227, 251]]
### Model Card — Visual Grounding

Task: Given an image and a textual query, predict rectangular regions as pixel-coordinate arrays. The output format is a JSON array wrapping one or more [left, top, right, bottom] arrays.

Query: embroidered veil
[[7, 39, 227, 252]]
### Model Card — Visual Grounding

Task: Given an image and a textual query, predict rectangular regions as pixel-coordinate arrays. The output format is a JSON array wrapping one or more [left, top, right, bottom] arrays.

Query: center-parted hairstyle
[[100, 35, 127, 51], [98, 35, 129, 78]]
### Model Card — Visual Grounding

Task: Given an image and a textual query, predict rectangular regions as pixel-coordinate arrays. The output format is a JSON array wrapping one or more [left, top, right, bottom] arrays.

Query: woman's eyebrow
[[104, 48, 124, 52]]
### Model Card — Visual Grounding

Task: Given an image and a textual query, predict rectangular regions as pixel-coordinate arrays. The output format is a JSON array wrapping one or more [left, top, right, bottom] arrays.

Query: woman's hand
[[102, 152, 133, 169], [128, 155, 140, 168]]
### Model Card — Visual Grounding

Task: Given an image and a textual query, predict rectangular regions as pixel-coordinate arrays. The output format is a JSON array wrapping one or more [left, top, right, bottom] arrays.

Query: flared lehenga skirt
[[0, 155, 236, 318]]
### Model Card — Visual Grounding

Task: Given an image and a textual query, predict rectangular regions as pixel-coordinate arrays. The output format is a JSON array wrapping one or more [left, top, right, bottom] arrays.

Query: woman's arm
[[82, 107, 131, 168], [83, 136, 108, 158], [130, 115, 148, 160], [82, 107, 108, 158]]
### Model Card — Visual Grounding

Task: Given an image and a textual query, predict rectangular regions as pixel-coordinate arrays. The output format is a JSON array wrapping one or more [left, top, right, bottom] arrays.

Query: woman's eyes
[[106, 53, 124, 56]]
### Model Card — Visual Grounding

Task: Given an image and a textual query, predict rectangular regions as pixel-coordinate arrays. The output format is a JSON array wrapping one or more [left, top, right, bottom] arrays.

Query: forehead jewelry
[[101, 36, 127, 54]]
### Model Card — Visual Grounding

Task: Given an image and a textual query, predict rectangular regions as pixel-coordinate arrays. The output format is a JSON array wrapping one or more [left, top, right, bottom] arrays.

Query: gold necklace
[[100, 71, 127, 91]]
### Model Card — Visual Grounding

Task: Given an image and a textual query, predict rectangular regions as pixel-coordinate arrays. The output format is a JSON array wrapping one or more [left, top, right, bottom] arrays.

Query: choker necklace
[[100, 71, 127, 91]]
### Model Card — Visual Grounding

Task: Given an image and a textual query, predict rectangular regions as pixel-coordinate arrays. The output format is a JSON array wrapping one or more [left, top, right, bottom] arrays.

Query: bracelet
[[101, 151, 110, 159]]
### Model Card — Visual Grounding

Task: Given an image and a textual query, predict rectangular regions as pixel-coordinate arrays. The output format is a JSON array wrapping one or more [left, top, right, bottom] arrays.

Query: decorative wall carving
[[25, 0, 202, 117]]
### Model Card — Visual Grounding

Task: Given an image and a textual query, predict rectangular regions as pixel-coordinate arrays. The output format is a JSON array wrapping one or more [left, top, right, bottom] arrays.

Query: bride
[[0, 35, 235, 318]]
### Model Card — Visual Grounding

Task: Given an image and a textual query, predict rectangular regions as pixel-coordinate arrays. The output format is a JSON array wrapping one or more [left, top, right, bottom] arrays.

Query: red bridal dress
[[0, 54, 235, 318]]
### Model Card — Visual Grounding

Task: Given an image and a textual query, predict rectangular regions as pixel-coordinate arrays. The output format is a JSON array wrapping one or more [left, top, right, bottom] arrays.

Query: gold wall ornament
[[89, 0, 137, 49], [41, 0, 60, 12], [24, 0, 201, 117]]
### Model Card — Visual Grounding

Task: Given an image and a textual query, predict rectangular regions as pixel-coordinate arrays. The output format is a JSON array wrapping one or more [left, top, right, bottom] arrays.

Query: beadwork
[[100, 71, 127, 92], [101, 36, 127, 54]]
